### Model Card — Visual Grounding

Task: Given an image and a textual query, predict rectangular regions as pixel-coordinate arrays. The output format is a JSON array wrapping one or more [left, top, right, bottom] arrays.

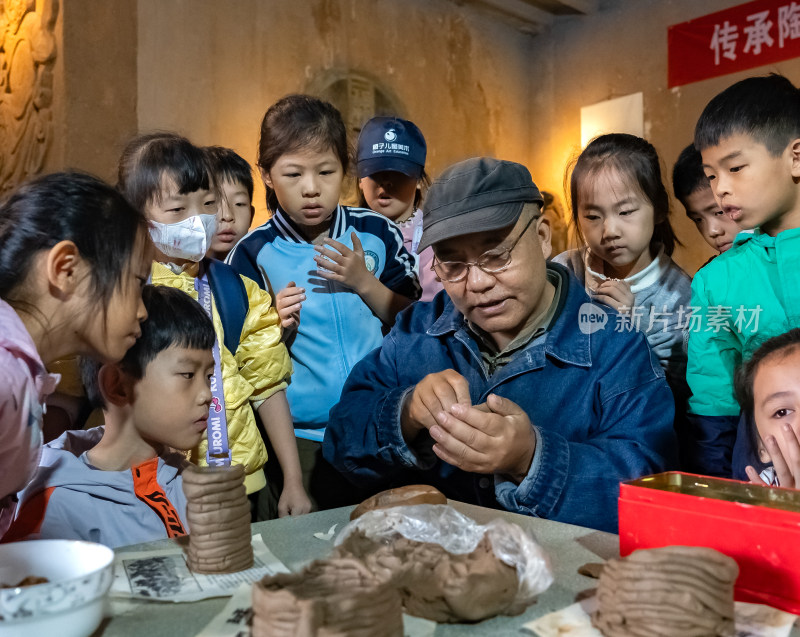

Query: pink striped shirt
[[398, 209, 443, 303], [0, 299, 59, 537]]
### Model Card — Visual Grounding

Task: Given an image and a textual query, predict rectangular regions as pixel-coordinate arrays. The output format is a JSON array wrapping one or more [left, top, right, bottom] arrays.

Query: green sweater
[[687, 227, 800, 418]]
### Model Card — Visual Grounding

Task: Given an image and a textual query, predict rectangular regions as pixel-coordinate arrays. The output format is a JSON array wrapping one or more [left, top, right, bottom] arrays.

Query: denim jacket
[[322, 264, 678, 533]]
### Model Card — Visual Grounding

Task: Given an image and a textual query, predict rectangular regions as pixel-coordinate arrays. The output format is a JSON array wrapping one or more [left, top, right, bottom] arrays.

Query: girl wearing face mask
[[117, 133, 311, 518]]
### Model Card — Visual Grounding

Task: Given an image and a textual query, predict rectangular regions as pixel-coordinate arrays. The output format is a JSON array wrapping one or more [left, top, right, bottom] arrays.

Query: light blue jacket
[[228, 205, 420, 433]]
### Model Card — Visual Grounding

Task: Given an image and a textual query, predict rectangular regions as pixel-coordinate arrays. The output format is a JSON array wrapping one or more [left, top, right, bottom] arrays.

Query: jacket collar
[[154, 260, 201, 277], [0, 299, 60, 397], [745, 225, 800, 246], [427, 263, 592, 369], [732, 227, 800, 264], [273, 205, 346, 243], [0, 299, 44, 370], [732, 228, 757, 248], [151, 260, 200, 284]]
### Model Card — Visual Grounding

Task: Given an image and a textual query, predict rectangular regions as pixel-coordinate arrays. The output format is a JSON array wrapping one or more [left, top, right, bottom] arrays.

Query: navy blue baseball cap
[[357, 117, 427, 179]]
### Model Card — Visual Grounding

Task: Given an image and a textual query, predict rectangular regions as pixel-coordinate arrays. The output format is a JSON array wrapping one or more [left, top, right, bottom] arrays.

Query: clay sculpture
[[182, 463, 254, 574], [592, 545, 739, 637]]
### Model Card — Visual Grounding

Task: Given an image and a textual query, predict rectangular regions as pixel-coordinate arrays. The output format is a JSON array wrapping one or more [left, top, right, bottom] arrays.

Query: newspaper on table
[[195, 583, 252, 637], [111, 533, 289, 602], [524, 596, 798, 637]]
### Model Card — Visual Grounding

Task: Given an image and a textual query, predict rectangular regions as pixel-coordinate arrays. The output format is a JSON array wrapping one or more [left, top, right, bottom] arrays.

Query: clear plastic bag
[[334, 504, 553, 610]]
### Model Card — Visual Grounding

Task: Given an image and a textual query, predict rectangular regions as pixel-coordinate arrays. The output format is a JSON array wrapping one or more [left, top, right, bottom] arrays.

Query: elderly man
[[322, 158, 677, 532]]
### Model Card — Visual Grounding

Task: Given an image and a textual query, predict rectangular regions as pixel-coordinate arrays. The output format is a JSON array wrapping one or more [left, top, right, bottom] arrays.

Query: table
[[95, 501, 799, 636]]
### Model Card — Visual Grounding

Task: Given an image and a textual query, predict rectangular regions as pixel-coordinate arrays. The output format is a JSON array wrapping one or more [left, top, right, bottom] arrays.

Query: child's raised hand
[[314, 233, 371, 292], [745, 424, 800, 489], [276, 281, 305, 331], [592, 279, 634, 314]]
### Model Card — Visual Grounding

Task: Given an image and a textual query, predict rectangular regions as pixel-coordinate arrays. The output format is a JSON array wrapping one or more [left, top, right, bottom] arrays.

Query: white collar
[[583, 245, 668, 294]]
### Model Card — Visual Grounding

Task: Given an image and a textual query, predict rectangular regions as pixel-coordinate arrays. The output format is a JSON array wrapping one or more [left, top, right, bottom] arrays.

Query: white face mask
[[149, 213, 218, 262]]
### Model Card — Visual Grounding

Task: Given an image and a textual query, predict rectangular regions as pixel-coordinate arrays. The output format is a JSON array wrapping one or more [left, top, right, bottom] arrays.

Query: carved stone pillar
[[0, 0, 137, 194], [0, 0, 58, 195]]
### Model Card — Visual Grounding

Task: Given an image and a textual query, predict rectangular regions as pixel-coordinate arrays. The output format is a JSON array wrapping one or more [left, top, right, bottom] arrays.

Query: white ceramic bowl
[[0, 539, 114, 637]]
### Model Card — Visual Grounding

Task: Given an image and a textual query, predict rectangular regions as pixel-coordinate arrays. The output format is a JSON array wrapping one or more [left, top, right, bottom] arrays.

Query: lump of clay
[[334, 504, 553, 624], [339, 531, 518, 623], [182, 463, 254, 574], [251, 557, 403, 637], [592, 545, 739, 637], [349, 484, 447, 520]]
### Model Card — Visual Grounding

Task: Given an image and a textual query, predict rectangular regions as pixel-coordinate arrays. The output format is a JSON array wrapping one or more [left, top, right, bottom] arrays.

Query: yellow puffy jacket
[[150, 261, 292, 493]]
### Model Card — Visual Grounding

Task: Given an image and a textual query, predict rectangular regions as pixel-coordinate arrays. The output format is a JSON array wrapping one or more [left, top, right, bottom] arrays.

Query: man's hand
[[401, 370, 471, 442], [427, 393, 536, 482], [745, 424, 800, 489], [276, 281, 305, 330], [592, 279, 634, 314], [314, 233, 371, 293]]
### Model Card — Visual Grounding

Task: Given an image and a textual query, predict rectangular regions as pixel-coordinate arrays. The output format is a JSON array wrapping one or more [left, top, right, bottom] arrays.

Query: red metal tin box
[[619, 472, 800, 614]]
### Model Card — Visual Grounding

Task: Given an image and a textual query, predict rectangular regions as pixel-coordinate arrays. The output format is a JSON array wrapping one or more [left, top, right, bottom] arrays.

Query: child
[[687, 74, 800, 479], [0, 172, 149, 537], [117, 132, 311, 517], [226, 95, 421, 509], [205, 146, 256, 261], [672, 143, 741, 259], [734, 328, 800, 489], [7, 286, 215, 547], [541, 190, 570, 257], [356, 116, 442, 301], [553, 133, 692, 394]]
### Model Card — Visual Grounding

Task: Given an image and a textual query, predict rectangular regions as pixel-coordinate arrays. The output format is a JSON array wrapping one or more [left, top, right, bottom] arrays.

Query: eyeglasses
[[431, 215, 540, 283]]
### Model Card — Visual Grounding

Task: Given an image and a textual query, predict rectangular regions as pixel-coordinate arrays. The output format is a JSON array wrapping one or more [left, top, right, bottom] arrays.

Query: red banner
[[668, 0, 800, 88]]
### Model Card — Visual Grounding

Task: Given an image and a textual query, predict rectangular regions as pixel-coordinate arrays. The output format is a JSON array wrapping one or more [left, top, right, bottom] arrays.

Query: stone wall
[[8, 0, 800, 276], [526, 0, 800, 273], [36, 0, 137, 186], [60, 0, 138, 182], [136, 0, 537, 227]]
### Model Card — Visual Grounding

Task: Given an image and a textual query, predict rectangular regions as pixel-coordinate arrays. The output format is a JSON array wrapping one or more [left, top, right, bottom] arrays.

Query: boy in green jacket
[[688, 74, 800, 479]]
